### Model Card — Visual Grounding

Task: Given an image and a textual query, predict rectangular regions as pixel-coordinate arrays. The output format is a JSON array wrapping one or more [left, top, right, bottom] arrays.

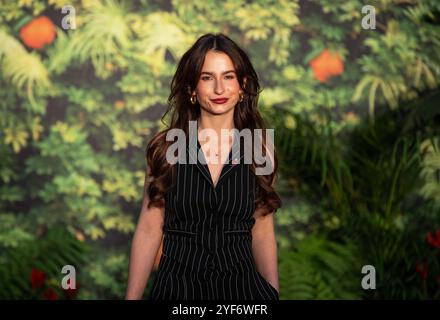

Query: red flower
[[30, 268, 46, 289], [310, 49, 344, 83], [415, 262, 429, 280], [43, 287, 58, 300], [19, 16, 56, 49], [426, 229, 440, 248], [63, 282, 80, 299]]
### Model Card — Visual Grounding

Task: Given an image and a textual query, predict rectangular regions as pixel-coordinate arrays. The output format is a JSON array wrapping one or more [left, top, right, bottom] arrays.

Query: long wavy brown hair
[[144, 33, 282, 217]]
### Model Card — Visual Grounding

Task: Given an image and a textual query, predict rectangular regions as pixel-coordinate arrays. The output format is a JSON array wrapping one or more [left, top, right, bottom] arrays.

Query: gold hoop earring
[[239, 92, 244, 103], [190, 94, 197, 105]]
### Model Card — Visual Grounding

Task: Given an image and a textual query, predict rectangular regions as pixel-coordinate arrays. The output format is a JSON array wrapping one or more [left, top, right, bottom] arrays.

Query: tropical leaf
[[279, 235, 362, 300], [0, 29, 50, 107], [0, 227, 89, 299]]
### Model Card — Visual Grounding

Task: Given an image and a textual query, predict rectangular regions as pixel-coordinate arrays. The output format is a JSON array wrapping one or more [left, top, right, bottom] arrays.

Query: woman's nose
[[214, 80, 225, 94]]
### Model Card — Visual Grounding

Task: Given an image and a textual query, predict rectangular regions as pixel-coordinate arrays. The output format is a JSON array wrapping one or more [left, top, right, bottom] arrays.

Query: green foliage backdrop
[[1, 0, 439, 299]]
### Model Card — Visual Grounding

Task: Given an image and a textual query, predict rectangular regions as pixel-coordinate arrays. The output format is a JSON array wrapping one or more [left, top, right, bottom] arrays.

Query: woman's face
[[194, 50, 242, 116]]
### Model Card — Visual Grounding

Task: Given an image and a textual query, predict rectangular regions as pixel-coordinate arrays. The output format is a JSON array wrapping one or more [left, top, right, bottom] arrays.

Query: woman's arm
[[125, 168, 164, 300], [251, 209, 279, 292]]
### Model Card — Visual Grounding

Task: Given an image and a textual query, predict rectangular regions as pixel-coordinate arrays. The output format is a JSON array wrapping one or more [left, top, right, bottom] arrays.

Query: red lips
[[211, 98, 228, 104]]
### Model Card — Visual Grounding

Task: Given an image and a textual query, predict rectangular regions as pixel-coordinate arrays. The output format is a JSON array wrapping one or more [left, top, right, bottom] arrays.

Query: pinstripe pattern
[[149, 133, 279, 300]]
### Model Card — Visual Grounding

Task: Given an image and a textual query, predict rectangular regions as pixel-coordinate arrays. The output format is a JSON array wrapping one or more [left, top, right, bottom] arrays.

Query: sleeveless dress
[[148, 132, 279, 300]]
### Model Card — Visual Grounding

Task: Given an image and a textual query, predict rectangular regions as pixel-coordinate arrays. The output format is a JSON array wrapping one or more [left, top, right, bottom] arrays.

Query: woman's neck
[[197, 116, 235, 136]]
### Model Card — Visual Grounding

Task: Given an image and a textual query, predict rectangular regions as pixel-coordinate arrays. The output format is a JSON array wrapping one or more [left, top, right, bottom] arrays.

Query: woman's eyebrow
[[200, 70, 236, 75]]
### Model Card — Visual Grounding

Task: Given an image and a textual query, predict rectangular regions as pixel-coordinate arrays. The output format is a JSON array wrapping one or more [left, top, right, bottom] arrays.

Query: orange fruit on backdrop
[[310, 49, 344, 82], [19, 16, 56, 50]]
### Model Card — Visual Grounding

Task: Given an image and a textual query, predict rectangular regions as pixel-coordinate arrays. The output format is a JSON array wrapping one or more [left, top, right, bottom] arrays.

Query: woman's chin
[[205, 104, 235, 115]]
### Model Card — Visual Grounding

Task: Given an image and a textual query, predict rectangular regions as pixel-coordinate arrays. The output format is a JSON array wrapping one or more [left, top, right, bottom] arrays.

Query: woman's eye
[[201, 75, 235, 81]]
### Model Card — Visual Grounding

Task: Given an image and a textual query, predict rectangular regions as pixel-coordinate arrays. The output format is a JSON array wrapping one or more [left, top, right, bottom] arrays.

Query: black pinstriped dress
[[148, 132, 279, 300]]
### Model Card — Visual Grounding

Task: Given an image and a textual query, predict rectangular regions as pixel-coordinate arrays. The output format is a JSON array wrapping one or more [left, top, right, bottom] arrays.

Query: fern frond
[[279, 235, 362, 300], [0, 228, 89, 299], [0, 30, 50, 106]]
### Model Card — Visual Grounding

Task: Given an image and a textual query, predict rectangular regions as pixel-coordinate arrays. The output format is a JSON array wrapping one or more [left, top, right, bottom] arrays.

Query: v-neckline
[[196, 133, 235, 189]]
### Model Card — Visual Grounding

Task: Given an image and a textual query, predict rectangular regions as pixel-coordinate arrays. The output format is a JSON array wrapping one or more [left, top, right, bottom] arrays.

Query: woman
[[125, 33, 282, 300]]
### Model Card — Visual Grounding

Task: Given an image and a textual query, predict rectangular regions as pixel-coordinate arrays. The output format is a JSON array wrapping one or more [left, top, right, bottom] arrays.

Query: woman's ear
[[243, 77, 247, 89]]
